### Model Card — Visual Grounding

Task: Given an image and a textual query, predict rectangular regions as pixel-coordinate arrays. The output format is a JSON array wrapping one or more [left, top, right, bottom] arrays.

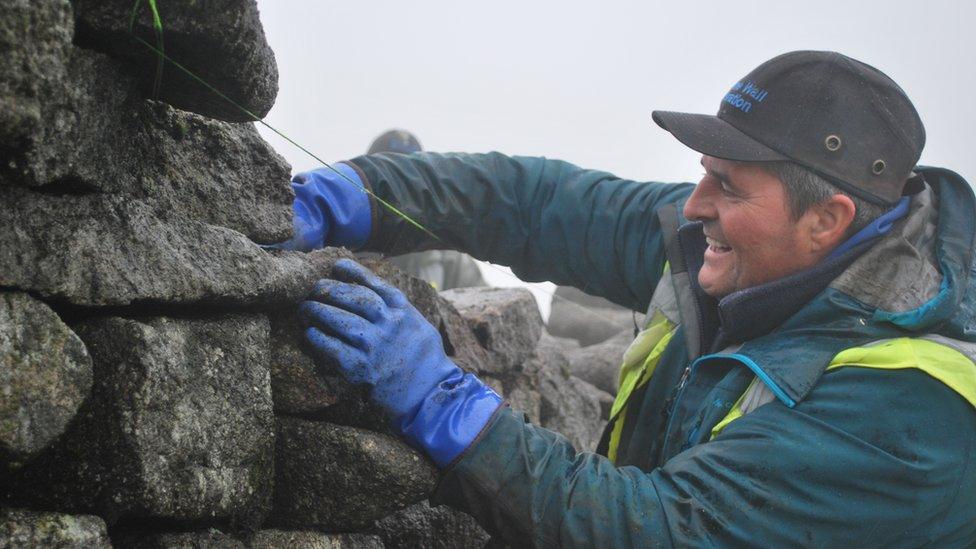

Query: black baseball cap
[[652, 51, 925, 205], [368, 129, 423, 155]]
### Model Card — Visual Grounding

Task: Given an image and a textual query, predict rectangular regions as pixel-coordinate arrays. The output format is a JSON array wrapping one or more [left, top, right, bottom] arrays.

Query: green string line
[[125, 30, 441, 244]]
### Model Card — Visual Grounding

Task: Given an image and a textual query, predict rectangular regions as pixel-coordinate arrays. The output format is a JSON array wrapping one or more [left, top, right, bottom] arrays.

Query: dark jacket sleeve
[[346, 152, 694, 312], [432, 367, 976, 547]]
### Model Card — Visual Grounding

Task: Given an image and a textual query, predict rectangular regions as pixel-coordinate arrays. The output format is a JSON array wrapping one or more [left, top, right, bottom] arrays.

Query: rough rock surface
[[115, 528, 386, 548], [0, 292, 92, 472], [1, 42, 292, 242], [371, 500, 490, 549], [4, 315, 275, 527], [272, 417, 436, 532], [0, 0, 73, 160], [112, 527, 246, 548], [72, 0, 279, 122], [523, 333, 606, 452], [441, 287, 543, 371], [566, 328, 633, 395], [0, 190, 341, 307], [0, 508, 110, 548], [250, 530, 385, 549], [548, 285, 642, 347]]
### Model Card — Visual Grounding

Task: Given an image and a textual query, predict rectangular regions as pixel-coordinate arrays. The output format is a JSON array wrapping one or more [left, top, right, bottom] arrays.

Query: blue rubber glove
[[269, 163, 372, 251], [299, 258, 503, 468]]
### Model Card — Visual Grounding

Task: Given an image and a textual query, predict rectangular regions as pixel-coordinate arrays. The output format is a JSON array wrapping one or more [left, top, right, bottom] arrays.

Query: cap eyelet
[[872, 159, 886, 175], [825, 135, 842, 151]]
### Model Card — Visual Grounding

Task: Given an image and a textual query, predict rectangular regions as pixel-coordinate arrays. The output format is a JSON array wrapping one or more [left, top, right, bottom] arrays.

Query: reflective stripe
[[827, 338, 976, 408], [607, 317, 676, 463], [709, 337, 976, 440], [607, 264, 677, 463]]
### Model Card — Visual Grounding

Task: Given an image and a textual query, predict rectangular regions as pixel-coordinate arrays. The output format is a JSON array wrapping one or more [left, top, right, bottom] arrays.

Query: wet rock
[[371, 500, 489, 549], [72, 0, 278, 122], [548, 285, 641, 346], [1, 43, 292, 243], [268, 309, 342, 416], [0, 0, 73, 158], [565, 329, 633, 395], [0, 186, 341, 307], [272, 417, 436, 532], [250, 530, 384, 549], [4, 314, 274, 527], [441, 287, 543, 372], [0, 293, 92, 472], [0, 508, 110, 548]]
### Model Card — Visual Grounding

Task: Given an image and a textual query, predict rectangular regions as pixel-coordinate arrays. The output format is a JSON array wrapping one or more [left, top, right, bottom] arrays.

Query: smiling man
[[284, 51, 976, 546]]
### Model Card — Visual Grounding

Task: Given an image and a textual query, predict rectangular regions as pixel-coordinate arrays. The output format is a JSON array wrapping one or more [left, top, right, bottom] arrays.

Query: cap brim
[[651, 111, 789, 162]]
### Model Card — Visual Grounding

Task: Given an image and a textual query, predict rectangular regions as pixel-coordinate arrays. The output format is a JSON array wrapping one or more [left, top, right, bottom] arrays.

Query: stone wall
[[0, 1, 610, 546]]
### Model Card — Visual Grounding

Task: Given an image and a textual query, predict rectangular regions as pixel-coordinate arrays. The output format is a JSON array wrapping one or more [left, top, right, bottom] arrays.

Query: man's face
[[682, 156, 819, 298]]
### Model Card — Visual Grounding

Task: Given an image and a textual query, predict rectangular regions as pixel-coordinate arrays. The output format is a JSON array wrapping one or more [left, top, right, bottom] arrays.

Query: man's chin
[[697, 270, 734, 298]]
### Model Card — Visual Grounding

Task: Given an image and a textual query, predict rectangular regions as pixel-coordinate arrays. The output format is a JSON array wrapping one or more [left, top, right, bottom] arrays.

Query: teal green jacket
[[347, 152, 976, 547]]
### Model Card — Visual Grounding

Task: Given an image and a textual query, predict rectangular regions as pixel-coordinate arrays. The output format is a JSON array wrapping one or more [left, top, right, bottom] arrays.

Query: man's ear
[[805, 194, 856, 253]]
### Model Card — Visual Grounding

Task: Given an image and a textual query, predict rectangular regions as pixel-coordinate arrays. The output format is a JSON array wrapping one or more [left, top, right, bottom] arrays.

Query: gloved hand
[[266, 163, 372, 251], [299, 258, 503, 468]]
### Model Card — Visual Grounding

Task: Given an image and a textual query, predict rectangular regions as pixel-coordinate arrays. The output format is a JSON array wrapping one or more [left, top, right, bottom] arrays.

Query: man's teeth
[[706, 237, 731, 251]]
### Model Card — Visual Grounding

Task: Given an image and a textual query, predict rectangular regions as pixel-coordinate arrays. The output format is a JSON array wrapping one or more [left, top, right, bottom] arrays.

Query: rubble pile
[[0, 1, 609, 546]]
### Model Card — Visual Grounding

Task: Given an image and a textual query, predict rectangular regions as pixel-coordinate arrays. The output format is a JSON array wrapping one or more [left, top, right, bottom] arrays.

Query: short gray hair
[[765, 162, 887, 236]]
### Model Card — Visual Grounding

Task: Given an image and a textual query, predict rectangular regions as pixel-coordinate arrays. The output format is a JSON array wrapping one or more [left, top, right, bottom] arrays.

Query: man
[[283, 51, 976, 546], [364, 129, 487, 290]]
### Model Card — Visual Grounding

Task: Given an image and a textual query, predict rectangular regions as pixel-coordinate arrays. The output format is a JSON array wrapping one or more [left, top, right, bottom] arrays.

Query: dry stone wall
[[0, 1, 610, 546]]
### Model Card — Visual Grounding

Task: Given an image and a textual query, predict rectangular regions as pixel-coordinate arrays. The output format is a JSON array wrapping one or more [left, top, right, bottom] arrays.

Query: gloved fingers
[[304, 326, 369, 383], [331, 258, 409, 308], [309, 279, 386, 322], [299, 301, 372, 349]]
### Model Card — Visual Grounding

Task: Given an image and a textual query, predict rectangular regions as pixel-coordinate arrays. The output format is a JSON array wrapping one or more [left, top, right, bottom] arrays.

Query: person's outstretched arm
[[345, 152, 693, 312]]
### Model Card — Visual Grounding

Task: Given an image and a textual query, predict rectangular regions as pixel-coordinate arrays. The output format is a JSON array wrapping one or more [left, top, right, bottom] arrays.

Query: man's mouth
[[705, 236, 732, 254]]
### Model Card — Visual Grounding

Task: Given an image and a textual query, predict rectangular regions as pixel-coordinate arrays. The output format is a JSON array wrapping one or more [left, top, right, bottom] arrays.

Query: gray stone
[[0, 293, 92, 472], [72, 0, 278, 122], [269, 310, 344, 415], [0, 508, 110, 548], [528, 334, 605, 452], [272, 417, 436, 532], [113, 528, 245, 548], [250, 530, 384, 549], [0, 186, 341, 307], [441, 287, 543, 372], [5, 314, 275, 527], [0, 0, 73, 158], [566, 329, 633, 395], [1, 43, 292, 243], [547, 285, 642, 347], [371, 500, 490, 549]]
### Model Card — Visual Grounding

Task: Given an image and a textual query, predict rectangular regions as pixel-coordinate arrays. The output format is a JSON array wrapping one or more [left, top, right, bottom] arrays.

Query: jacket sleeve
[[432, 367, 976, 547], [346, 152, 694, 312]]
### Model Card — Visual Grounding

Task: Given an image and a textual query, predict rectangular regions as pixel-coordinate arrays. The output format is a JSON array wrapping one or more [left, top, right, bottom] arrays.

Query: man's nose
[[682, 181, 716, 222]]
